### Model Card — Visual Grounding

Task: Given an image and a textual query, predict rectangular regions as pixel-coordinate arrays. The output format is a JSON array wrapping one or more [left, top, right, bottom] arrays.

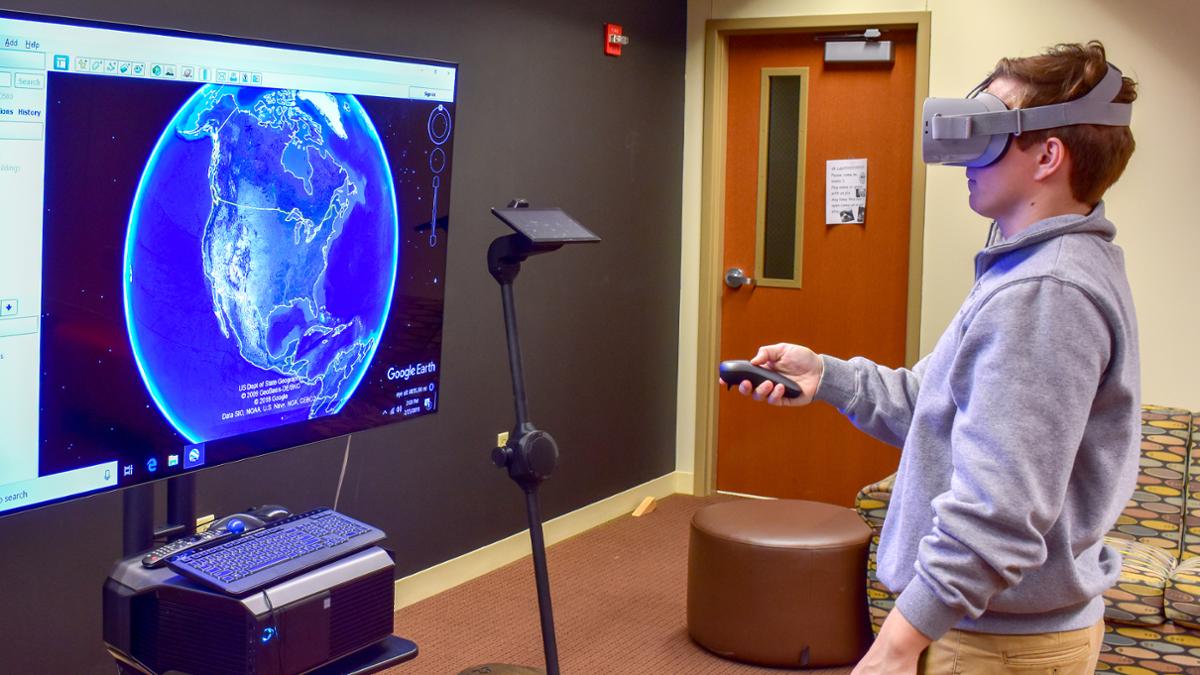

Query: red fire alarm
[[604, 23, 628, 57]]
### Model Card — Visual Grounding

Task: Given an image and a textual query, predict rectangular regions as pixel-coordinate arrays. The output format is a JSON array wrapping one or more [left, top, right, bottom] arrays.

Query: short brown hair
[[988, 41, 1137, 205]]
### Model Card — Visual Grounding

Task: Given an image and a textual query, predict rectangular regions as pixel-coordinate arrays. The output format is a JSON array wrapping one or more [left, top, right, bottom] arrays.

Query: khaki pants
[[918, 619, 1105, 674]]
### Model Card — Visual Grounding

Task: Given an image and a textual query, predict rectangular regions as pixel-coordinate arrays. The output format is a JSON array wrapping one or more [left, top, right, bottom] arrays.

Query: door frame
[[693, 12, 932, 496]]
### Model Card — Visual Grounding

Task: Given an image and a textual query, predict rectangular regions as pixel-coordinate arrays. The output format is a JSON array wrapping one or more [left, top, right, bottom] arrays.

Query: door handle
[[724, 267, 754, 289]]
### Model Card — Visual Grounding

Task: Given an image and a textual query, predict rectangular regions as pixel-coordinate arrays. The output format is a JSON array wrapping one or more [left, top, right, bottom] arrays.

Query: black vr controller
[[719, 360, 803, 399]]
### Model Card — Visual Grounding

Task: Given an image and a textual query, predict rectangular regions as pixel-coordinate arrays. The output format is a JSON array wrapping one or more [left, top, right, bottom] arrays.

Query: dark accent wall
[[0, 1, 685, 671]]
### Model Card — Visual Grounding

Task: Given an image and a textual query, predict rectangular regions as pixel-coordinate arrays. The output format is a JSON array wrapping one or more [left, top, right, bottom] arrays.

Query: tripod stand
[[475, 202, 599, 675]]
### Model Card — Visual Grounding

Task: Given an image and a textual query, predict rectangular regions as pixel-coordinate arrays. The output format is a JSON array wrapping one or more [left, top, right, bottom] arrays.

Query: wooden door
[[716, 30, 917, 505]]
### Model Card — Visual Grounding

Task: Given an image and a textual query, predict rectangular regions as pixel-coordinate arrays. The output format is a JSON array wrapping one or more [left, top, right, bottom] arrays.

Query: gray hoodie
[[815, 202, 1140, 639]]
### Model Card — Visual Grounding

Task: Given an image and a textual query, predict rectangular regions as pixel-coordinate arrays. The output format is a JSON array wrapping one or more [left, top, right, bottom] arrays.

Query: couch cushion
[[1098, 621, 1200, 671], [1185, 410, 1200, 560], [1104, 536, 1173, 626], [1167, 556, 1200, 630], [855, 473, 895, 532], [1108, 406, 1191, 559], [865, 535, 897, 636]]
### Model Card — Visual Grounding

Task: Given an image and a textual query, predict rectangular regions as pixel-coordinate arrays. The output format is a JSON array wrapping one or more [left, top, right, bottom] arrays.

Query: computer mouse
[[245, 504, 292, 523]]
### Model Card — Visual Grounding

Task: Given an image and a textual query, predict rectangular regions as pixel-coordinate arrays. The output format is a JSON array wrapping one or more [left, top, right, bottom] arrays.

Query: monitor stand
[[122, 473, 197, 556]]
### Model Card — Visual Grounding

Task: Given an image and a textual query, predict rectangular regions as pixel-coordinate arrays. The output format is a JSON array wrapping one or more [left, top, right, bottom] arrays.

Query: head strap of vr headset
[[930, 64, 1132, 141]]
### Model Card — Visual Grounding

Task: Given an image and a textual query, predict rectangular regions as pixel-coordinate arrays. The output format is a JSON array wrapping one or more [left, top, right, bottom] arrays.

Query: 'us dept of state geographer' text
[[220, 376, 312, 421]]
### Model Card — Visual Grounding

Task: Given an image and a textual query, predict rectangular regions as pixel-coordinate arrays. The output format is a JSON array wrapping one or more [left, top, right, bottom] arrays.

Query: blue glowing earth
[[124, 86, 398, 443]]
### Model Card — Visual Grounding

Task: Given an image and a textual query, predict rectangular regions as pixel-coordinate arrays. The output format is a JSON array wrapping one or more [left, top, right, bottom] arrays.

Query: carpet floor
[[385, 494, 856, 674]]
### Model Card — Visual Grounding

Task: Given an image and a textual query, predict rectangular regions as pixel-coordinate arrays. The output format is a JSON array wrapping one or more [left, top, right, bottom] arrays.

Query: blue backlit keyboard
[[167, 508, 385, 595]]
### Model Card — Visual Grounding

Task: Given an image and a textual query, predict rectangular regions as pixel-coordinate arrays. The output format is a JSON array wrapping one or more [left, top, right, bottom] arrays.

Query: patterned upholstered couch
[[854, 405, 1200, 673]]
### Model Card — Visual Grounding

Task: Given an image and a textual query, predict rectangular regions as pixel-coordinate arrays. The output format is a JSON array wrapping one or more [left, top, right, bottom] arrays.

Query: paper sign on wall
[[826, 158, 867, 225]]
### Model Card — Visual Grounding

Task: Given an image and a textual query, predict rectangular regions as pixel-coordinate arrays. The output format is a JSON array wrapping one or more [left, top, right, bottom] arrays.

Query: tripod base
[[459, 665, 546, 675]]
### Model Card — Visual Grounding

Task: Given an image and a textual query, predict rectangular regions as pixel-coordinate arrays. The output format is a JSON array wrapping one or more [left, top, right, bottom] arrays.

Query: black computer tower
[[104, 547, 395, 674]]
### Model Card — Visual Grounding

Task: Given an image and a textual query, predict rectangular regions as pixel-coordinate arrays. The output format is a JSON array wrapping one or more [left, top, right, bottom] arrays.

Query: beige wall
[[677, 0, 1200, 473]]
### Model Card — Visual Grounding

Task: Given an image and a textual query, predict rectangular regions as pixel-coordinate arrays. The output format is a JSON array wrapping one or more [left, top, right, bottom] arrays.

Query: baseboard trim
[[673, 471, 695, 496], [394, 470, 693, 609], [715, 489, 775, 500]]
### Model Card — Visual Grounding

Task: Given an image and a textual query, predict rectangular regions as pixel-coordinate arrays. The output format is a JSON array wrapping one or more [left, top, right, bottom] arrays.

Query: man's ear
[[1032, 136, 1070, 183]]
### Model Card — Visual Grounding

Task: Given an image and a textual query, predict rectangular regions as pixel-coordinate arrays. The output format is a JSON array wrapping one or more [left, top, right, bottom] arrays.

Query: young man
[[731, 42, 1139, 673]]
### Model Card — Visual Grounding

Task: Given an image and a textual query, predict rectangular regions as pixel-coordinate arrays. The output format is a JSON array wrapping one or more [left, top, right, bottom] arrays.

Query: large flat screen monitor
[[0, 10, 457, 517]]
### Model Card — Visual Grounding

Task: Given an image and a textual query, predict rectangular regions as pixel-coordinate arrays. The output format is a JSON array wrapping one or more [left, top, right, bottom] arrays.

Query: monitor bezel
[[0, 8, 460, 76], [0, 7, 460, 519]]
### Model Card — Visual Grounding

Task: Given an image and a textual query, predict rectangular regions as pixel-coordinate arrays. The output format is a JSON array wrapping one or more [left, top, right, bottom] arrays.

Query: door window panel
[[756, 68, 809, 287]]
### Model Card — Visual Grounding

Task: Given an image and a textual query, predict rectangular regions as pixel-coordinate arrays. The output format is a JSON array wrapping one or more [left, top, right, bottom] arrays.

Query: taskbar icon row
[[117, 443, 206, 482]]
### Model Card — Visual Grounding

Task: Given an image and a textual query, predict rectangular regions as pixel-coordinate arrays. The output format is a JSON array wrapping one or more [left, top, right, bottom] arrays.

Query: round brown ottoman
[[687, 499, 873, 667]]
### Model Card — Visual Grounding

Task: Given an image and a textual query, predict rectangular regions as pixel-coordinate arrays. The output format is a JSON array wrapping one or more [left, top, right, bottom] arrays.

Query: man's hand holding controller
[[729, 343, 823, 406]]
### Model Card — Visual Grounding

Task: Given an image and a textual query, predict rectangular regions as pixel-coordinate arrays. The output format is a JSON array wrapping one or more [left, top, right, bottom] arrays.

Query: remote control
[[719, 360, 803, 399], [141, 527, 237, 568]]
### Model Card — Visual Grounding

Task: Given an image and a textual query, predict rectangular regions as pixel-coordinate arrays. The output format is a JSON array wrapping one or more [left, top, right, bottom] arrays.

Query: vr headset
[[922, 64, 1132, 167]]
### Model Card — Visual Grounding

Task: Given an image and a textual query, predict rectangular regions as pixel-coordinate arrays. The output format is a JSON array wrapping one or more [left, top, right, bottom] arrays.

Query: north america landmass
[[176, 88, 374, 420]]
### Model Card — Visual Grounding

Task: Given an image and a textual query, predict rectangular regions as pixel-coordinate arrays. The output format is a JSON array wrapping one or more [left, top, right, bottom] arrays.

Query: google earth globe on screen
[[124, 86, 399, 444]]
